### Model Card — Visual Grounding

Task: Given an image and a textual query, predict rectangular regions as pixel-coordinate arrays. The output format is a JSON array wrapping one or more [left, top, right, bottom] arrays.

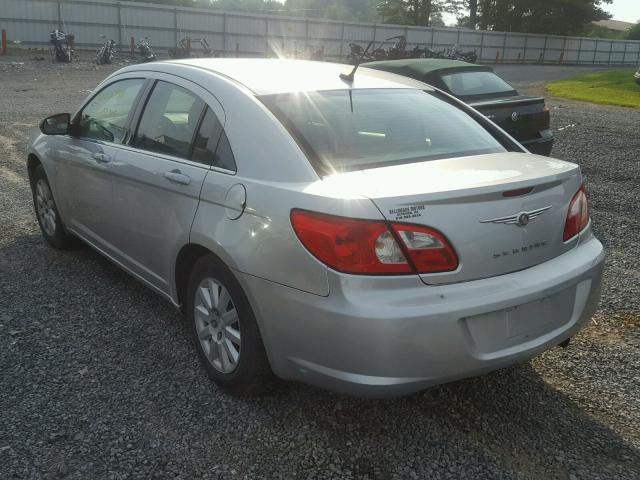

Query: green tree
[[628, 22, 640, 40], [467, 0, 477, 28], [376, 0, 462, 26], [377, 0, 409, 24], [479, 0, 491, 29], [474, 0, 612, 35]]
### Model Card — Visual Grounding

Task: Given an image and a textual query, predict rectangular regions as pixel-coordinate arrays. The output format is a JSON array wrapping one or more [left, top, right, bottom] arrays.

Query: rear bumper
[[521, 130, 554, 156], [241, 234, 604, 398]]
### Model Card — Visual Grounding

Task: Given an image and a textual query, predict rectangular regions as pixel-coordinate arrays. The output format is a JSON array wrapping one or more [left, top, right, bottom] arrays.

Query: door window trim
[[72, 77, 150, 145], [129, 79, 206, 162], [109, 142, 234, 174], [126, 79, 237, 175]]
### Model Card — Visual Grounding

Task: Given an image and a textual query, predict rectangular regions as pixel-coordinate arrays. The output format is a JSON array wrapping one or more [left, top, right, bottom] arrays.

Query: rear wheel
[[187, 254, 272, 395], [31, 165, 75, 249], [96, 47, 106, 64]]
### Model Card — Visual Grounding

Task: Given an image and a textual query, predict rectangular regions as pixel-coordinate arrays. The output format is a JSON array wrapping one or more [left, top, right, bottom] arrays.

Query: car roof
[[133, 58, 431, 95], [364, 58, 491, 80]]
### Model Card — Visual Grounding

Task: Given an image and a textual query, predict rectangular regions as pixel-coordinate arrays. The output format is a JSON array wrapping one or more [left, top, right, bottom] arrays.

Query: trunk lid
[[469, 95, 550, 144], [319, 152, 582, 284]]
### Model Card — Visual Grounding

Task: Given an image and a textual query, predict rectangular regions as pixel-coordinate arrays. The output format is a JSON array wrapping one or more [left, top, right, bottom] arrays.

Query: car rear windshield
[[260, 89, 506, 174], [440, 71, 515, 97]]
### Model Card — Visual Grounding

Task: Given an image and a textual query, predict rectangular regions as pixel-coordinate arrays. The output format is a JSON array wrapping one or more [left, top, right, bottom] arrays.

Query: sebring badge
[[480, 205, 552, 227], [511, 111, 519, 122]]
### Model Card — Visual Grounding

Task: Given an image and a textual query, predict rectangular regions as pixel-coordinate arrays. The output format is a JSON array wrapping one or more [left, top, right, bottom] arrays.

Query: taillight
[[393, 224, 459, 273], [290, 209, 458, 275], [542, 105, 550, 125], [563, 185, 589, 241]]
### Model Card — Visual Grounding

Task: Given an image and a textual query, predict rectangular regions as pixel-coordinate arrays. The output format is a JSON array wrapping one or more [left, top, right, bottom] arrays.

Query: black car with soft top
[[634, 66, 640, 86], [366, 59, 554, 156]]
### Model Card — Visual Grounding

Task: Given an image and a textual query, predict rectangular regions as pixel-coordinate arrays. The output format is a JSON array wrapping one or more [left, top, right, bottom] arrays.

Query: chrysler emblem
[[511, 111, 519, 122], [480, 205, 552, 227], [517, 213, 530, 226]]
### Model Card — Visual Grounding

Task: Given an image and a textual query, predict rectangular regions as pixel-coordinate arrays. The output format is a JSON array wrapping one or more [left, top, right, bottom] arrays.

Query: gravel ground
[[1, 52, 639, 480]]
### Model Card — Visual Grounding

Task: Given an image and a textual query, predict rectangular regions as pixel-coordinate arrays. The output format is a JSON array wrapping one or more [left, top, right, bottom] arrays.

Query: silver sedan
[[27, 59, 604, 397]]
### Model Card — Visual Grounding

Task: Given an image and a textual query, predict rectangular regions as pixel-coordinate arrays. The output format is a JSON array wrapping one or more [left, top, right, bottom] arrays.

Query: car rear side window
[[261, 89, 506, 174], [191, 108, 236, 172], [440, 71, 515, 97], [78, 79, 145, 144], [132, 81, 205, 160]]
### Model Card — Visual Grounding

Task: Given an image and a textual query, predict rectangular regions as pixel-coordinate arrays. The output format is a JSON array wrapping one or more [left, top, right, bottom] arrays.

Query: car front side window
[[132, 81, 205, 160], [78, 79, 145, 144]]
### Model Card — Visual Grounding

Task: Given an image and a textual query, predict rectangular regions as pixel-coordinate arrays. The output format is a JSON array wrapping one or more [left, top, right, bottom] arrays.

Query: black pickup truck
[[365, 59, 554, 156]]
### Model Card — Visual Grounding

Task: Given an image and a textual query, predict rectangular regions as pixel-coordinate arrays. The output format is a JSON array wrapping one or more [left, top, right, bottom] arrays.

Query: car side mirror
[[40, 113, 71, 135]]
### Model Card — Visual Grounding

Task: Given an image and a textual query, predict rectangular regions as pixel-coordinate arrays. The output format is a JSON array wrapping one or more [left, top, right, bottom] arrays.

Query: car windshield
[[440, 71, 515, 97], [261, 89, 506, 174]]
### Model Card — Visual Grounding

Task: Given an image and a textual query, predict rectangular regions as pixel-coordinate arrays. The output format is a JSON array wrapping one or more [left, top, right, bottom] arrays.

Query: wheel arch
[[174, 242, 241, 314], [27, 154, 42, 185], [174, 243, 214, 314]]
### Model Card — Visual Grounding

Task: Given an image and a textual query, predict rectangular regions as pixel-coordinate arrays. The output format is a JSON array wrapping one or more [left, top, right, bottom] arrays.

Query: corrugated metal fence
[[2, 0, 640, 65]]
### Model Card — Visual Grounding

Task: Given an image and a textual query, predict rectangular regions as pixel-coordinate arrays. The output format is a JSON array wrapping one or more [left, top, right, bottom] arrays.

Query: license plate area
[[506, 297, 554, 339], [462, 286, 576, 356]]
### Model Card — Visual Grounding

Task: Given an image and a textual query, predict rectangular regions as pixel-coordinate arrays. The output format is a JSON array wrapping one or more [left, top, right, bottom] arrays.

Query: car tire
[[96, 47, 105, 64], [187, 254, 273, 396], [31, 164, 76, 250]]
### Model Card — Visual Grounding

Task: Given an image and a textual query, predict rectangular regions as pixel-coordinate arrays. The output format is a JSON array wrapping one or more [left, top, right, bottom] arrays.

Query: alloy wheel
[[194, 277, 241, 374], [36, 179, 57, 236]]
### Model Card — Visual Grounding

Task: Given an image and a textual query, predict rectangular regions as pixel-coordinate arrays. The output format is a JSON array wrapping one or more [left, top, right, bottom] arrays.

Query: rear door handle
[[164, 170, 191, 186], [92, 152, 111, 163]]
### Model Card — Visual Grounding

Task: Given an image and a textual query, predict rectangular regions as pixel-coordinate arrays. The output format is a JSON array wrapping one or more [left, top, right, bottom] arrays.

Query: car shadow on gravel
[[269, 365, 640, 479], [2, 234, 638, 479]]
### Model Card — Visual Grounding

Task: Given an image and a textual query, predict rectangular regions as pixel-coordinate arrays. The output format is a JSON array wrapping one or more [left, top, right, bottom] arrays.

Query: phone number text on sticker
[[389, 205, 425, 220]]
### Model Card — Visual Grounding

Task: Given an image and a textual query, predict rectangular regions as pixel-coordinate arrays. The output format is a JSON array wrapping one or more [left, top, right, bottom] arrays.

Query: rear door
[[108, 75, 225, 293]]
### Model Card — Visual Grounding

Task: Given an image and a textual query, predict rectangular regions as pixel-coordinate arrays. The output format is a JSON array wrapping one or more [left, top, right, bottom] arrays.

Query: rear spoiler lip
[[467, 96, 545, 109]]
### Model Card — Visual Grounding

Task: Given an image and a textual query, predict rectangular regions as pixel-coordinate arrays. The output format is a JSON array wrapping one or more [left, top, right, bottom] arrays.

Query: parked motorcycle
[[49, 29, 74, 63], [423, 47, 447, 59], [347, 35, 431, 64], [347, 37, 479, 64], [136, 37, 156, 62], [384, 35, 409, 60], [168, 36, 216, 59], [96, 34, 117, 64], [447, 44, 478, 63]]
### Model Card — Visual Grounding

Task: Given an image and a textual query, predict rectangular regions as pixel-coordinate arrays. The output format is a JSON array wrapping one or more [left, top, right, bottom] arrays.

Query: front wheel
[[96, 47, 107, 64], [187, 255, 273, 395], [31, 165, 75, 249]]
